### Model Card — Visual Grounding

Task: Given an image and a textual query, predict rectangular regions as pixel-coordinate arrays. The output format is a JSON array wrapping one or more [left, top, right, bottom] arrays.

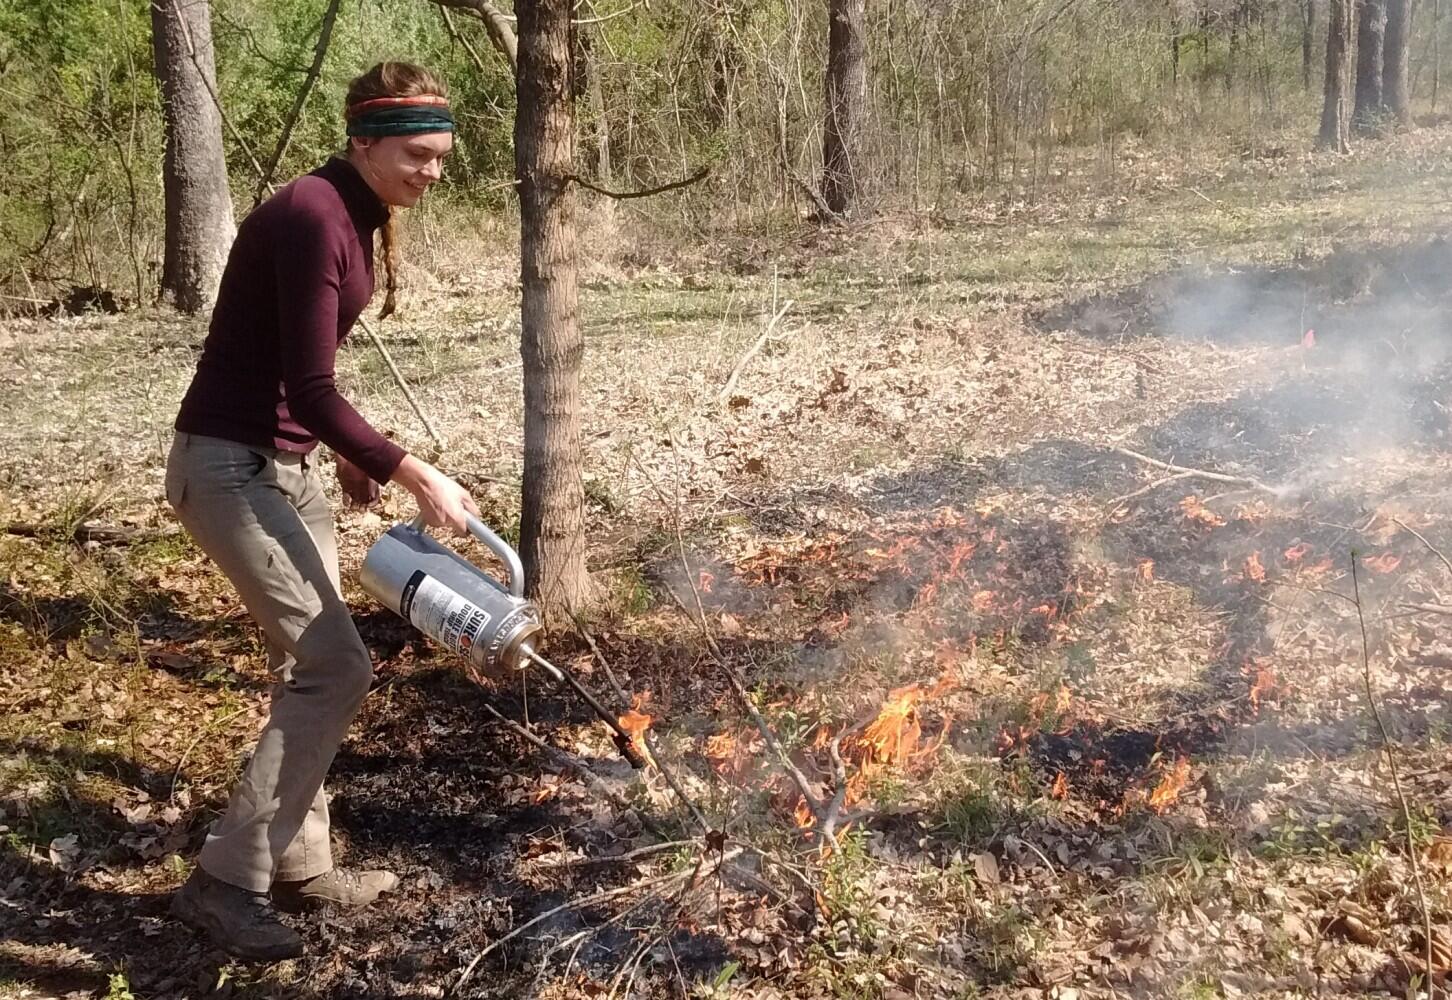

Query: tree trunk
[[587, 37, 612, 183], [1302, 0, 1318, 90], [1353, 0, 1388, 131], [515, 0, 591, 613], [1320, 0, 1354, 150], [821, 0, 866, 217], [1383, 0, 1413, 123], [150, 0, 235, 313]]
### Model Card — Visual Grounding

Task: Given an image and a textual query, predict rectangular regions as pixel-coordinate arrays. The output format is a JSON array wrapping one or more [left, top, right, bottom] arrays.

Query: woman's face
[[350, 131, 453, 208]]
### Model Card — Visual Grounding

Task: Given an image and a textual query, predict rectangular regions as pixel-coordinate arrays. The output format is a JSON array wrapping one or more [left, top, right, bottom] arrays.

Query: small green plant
[[1176, 974, 1221, 1000], [821, 828, 879, 944], [606, 565, 654, 615], [105, 972, 136, 1000], [940, 784, 1001, 844]]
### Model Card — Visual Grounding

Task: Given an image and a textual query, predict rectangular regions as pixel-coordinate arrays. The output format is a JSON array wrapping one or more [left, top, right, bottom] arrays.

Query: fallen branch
[[630, 449, 827, 824], [1393, 517, 1452, 580], [1400, 602, 1452, 616], [569, 615, 713, 834], [1106, 470, 1197, 511], [472, 694, 665, 839], [717, 299, 792, 403], [819, 716, 873, 843], [565, 166, 710, 200], [1352, 554, 1437, 998], [5, 522, 180, 546], [1112, 446, 1281, 496]]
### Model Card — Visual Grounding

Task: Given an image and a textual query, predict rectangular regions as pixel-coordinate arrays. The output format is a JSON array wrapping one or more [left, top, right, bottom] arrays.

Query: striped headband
[[346, 95, 455, 137]]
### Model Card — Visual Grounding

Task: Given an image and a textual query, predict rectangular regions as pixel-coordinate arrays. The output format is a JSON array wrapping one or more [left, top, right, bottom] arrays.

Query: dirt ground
[[4, 127, 1452, 999]]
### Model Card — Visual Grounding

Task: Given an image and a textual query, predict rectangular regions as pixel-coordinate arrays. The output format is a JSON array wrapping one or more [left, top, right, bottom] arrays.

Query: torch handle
[[523, 649, 648, 769]]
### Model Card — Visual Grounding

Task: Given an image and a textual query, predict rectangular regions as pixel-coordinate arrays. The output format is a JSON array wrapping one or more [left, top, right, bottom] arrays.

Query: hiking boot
[[171, 867, 304, 962], [271, 867, 399, 913]]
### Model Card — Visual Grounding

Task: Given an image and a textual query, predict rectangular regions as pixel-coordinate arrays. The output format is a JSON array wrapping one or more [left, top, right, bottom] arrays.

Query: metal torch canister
[[359, 515, 542, 673]]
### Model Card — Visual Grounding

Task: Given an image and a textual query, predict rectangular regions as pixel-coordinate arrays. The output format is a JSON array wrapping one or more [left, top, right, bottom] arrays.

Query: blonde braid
[[378, 208, 399, 319]]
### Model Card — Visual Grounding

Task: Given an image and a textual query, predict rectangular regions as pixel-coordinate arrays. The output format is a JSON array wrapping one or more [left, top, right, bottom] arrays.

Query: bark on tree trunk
[[515, 0, 591, 613], [151, 0, 235, 313], [1302, 0, 1318, 90], [1320, 0, 1354, 150], [821, 0, 866, 217], [1383, 0, 1413, 123], [1353, 0, 1388, 131], [586, 34, 612, 183]]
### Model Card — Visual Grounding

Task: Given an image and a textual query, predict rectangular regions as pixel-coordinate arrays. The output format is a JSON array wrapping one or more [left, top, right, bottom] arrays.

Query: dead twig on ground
[[450, 846, 741, 995], [170, 707, 248, 801], [718, 298, 793, 403], [1393, 517, 1452, 579], [1112, 446, 1281, 497], [1352, 553, 1437, 998], [569, 613, 713, 834], [1106, 471, 1198, 511], [471, 693, 666, 839], [5, 522, 179, 546], [1399, 601, 1452, 616]]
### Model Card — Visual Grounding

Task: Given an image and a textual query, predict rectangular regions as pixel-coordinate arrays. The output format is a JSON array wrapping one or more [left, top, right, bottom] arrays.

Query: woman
[[166, 62, 476, 961]]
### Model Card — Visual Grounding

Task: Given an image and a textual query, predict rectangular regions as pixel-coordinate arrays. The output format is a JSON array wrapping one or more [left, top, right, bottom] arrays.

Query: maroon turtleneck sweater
[[175, 157, 408, 484]]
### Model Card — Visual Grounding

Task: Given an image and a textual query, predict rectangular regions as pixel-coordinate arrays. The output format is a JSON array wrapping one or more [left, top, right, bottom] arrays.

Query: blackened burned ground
[[1, 658, 727, 998], [1033, 235, 1452, 352]]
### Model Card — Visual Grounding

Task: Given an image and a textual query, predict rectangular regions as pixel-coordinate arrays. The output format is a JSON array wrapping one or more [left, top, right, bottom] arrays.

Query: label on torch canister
[[401, 570, 493, 655]]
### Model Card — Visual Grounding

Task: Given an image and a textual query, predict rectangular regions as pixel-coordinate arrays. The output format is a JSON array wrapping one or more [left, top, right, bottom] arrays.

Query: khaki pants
[[166, 432, 374, 894]]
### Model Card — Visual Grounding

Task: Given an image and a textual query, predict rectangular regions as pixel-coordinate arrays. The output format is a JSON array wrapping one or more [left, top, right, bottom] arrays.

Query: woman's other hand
[[390, 454, 480, 534], [334, 453, 381, 506]]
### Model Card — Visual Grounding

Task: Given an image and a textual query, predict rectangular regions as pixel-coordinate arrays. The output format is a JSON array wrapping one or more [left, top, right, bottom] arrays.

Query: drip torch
[[359, 515, 647, 768]]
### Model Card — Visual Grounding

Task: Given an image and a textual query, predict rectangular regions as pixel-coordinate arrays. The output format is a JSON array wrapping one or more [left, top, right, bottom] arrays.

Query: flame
[[1050, 771, 1069, 800], [1244, 551, 1266, 583], [697, 570, 715, 594], [1055, 684, 1072, 717], [1283, 543, 1311, 563], [1148, 757, 1191, 813], [1363, 553, 1402, 575], [704, 729, 737, 763], [858, 684, 925, 772], [995, 724, 1034, 755], [1137, 558, 1155, 582], [793, 796, 815, 832], [616, 692, 653, 757], [811, 725, 835, 750], [1179, 496, 1226, 528], [971, 590, 997, 611], [1248, 662, 1277, 715], [1302, 328, 1316, 349]]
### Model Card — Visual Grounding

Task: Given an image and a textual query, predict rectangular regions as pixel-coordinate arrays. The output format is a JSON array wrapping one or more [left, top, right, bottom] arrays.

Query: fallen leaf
[[973, 851, 1000, 884], [48, 834, 80, 871]]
